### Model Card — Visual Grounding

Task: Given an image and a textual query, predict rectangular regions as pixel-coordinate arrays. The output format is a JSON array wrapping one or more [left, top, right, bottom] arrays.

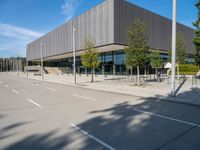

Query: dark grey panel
[[27, 0, 195, 61], [27, 0, 114, 60], [114, 0, 195, 54]]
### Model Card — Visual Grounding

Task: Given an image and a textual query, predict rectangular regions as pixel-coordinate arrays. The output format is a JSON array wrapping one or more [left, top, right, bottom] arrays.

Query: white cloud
[[0, 23, 43, 40], [61, 0, 78, 21], [0, 23, 43, 57]]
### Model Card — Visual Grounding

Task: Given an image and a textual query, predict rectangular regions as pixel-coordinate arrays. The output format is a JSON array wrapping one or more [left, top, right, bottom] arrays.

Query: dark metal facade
[[27, 0, 194, 61], [114, 0, 194, 54], [27, 0, 114, 60]]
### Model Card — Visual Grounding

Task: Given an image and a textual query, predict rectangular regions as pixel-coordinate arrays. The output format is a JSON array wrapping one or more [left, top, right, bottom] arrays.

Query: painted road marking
[[72, 94, 96, 101], [12, 89, 19, 95], [133, 108, 200, 127], [4, 84, 8, 88], [26, 98, 42, 108], [70, 123, 116, 150], [46, 87, 57, 91]]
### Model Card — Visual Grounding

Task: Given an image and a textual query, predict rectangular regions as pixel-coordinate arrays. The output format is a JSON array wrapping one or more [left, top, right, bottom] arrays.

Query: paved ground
[[7, 72, 200, 106], [0, 75, 200, 150]]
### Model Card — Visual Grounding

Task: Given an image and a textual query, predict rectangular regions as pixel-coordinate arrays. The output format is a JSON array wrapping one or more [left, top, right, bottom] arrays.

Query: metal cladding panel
[[114, 0, 195, 54], [27, 0, 114, 61]]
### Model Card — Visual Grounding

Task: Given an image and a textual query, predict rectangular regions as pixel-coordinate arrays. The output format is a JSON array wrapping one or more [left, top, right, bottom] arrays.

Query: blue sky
[[0, 0, 197, 57]]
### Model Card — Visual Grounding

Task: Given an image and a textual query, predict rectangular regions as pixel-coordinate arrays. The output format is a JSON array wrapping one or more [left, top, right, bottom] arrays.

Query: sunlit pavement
[[0, 75, 200, 150]]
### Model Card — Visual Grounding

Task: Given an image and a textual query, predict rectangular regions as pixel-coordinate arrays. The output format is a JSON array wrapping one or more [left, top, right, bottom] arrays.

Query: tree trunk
[[137, 66, 140, 86], [177, 64, 180, 80], [155, 68, 158, 82], [91, 68, 94, 82]]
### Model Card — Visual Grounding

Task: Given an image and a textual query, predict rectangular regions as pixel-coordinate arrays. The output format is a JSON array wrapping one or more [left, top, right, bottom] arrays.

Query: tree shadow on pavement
[[2, 88, 200, 150], [0, 122, 31, 140]]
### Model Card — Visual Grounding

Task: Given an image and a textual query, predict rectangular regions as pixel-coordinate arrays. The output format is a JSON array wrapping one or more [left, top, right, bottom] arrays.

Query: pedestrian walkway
[[6, 72, 200, 106]]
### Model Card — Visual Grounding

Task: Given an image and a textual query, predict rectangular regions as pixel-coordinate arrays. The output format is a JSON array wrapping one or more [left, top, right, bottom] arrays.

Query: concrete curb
[[7, 74, 200, 107]]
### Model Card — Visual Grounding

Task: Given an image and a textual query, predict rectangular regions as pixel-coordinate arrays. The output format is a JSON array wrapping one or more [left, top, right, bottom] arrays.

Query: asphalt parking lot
[[0, 75, 200, 150]]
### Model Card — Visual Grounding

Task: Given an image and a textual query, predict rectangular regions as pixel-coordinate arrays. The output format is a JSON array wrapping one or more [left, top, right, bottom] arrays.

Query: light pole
[[40, 42, 44, 80], [72, 26, 76, 84], [171, 0, 177, 96]]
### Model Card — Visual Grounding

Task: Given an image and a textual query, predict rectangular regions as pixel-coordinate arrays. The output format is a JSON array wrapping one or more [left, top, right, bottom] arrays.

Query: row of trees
[[80, 18, 188, 84], [63, 1, 200, 83], [193, 0, 200, 68], [0, 57, 26, 72]]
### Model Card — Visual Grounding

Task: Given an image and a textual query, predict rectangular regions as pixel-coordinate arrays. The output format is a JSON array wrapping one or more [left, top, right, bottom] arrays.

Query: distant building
[[26, 0, 194, 75]]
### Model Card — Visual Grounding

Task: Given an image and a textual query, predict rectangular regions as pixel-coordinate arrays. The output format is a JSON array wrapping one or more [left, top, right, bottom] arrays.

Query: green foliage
[[176, 32, 186, 64], [193, 0, 200, 67], [150, 52, 163, 68], [125, 18, 150, 68], [81, 39, 100, 69], [168, 64, 199, 75], [179, 64, 199, 75], [168, 32, 186, 64]]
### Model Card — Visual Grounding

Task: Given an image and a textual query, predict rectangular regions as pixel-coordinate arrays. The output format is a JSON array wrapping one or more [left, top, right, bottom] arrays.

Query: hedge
[[179, 64, 199, 75]]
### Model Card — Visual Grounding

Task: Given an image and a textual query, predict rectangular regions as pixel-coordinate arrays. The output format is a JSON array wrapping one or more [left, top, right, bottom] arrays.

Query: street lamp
[[72, 26, 76, 84], [40, 42, 44, 80], [171, 0, 177, 96]]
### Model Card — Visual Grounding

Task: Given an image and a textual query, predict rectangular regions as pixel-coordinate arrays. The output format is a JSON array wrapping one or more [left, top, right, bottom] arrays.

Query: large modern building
[[27, 0, 194, 74]]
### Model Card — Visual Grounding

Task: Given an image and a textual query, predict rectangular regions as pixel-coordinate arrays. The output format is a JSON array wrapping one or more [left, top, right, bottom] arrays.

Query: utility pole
[[73, 26, 76, 84], [40, 42, 44, 80], [171, 0, 177, 96]]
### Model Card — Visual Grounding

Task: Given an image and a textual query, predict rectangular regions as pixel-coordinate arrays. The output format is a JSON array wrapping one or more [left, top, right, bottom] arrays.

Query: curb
[[7, 74, 200, 107]]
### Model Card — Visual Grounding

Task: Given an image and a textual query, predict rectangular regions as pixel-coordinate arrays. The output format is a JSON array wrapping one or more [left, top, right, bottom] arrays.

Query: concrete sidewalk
[[6, 72, 200, 106]]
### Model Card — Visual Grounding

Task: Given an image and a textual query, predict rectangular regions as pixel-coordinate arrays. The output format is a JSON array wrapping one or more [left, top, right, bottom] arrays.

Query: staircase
[[44, 67, 63, 74]]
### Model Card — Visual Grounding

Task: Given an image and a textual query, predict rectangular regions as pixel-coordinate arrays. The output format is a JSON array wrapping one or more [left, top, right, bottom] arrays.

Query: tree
[[125, 18, 150, 85], [193, 0, 200, 68], [168, 32, 186, 78], [81, 39, 100, 82], [176, 32, 186, 64], [150, 52, 163, 82], [168, 32, 186, 64]]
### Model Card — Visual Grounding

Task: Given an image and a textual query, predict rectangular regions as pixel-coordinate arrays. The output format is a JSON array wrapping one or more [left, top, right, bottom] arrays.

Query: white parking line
[[26, 98, 43, 108], [133, 108, 200, 127], [46, 87, 57, 91], [72, 94, 96, 101], [12, 89, 19, 95], [4, 84, 8, 88], [70, 123, 116, 150]]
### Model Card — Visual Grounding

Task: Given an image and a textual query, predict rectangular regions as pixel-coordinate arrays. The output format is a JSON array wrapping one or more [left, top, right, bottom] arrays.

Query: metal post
[[26, 59, 28, 78], [17, 54, 19, 77], [6, 58, 8, 75], [0, 60, 1, 73], [40, 42, 44, 80], [73, 26, 76, 84], [2, 58, 4, 74], [171, 0, 177, 96]]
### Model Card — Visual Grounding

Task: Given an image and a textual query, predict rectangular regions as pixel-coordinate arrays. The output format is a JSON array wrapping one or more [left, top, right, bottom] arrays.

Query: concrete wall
[[27, 0, 114, 60], [114, 0, 195, 54]]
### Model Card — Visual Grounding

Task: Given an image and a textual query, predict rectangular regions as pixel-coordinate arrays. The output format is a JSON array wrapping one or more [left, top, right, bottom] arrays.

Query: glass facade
[[44, 50, 169, 75]]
